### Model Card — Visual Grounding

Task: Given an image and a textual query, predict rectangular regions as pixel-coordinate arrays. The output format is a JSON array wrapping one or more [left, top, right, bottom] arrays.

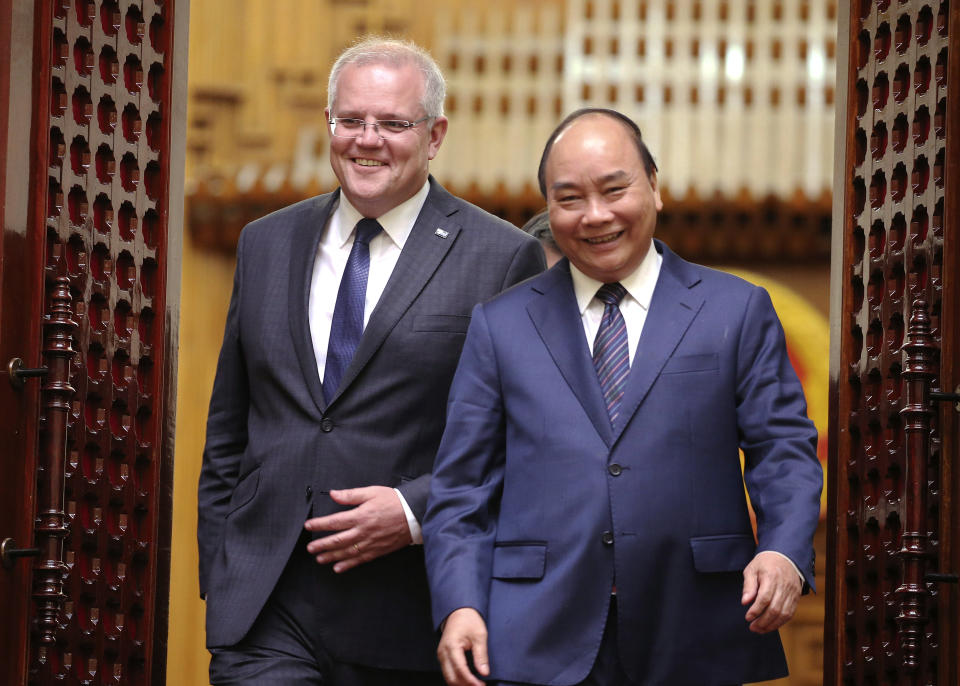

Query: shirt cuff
[[756, 550, 804, 584], [393, 488, 422, 545]]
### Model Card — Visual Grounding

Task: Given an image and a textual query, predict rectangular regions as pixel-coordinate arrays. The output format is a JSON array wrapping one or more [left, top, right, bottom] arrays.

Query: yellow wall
[[168, 233, 236, 684]]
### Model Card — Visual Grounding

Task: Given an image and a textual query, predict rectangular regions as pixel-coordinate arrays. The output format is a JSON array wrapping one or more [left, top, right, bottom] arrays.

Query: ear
[[324, 107, 332, 138], [426, 116, 449, 159], [648, 171, 664, 211]]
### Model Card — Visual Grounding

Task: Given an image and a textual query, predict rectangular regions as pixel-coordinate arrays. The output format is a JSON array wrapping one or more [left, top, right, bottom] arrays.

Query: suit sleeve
[[395, 233, 544, 522], [735, 286, 823, 591], [197, 232, 251, 597], [422, 304, 507, 628]]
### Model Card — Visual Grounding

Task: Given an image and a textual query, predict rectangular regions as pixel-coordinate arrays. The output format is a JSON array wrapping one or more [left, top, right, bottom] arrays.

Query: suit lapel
[[527, 262, 615, 447], [326, 179, 461, 405], [611, 242, 704, 445], [288, 191, 339, 414]]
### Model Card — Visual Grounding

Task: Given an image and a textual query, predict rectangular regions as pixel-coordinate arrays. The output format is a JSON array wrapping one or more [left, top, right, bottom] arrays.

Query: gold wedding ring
[[353, 543, 361, 554]]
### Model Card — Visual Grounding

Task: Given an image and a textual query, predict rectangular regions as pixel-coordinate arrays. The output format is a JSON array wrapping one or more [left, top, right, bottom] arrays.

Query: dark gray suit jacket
[[198, 177, 545, 670]]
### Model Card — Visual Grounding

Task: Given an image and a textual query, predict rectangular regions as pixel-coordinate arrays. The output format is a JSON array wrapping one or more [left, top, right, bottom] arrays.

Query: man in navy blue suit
[[423, 109, 823, 686]]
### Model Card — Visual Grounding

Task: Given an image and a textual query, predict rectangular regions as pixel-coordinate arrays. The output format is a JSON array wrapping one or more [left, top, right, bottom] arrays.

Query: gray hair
[[327, 36, 446, 118]]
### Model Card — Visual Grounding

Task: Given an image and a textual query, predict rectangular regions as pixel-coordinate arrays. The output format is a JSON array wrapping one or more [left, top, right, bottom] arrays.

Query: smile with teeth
[[354, 158, 385, 167], [585, 231, 623, 244]]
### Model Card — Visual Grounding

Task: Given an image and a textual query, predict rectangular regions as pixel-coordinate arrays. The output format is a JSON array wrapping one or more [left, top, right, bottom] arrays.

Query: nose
[[583, 196, 614, 225], [356, 120, 384, 146]]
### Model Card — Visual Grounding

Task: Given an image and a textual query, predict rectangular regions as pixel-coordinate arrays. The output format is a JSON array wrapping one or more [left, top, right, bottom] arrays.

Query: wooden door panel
[[826, 1, 958, 685], [2, 2, 184, 684], [32, 0, 181, 683], [1, 1, 48, 684]]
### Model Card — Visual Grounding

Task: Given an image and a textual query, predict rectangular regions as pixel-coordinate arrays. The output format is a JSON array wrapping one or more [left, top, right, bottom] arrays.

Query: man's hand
[[304, 486, 412, 573], [741, 551, 802, 633], [438, 608, 490, 686]]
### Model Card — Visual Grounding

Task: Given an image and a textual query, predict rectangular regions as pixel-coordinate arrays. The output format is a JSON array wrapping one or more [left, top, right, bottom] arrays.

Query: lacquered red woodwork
[[896, 300, 937, 677], [826, 2, 958, 685], [33, 277, 77, 648], [32, 1, 181, 683], [1, 1, 182, 685], [0, 1, 53, 684]]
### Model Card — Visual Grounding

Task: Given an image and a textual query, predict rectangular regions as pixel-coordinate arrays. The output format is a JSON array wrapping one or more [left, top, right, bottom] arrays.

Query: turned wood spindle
[[32, 276, 77, 645], [895, 299, 937, 675]]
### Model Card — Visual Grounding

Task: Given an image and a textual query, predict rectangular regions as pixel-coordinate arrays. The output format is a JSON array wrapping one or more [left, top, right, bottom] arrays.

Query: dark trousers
[[208, 535, 444, 686]]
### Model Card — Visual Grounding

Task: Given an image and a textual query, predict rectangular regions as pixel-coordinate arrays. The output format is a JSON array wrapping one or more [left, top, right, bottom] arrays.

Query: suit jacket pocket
[[661, 353, 719, 374], [492, 542, 547, 580], [227, 467, 261, 516], [412, 314, 471, 334], [690, 533, 755, 573]]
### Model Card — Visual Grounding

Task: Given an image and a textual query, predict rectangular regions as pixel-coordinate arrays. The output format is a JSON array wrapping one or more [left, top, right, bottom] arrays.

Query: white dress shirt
[[569, 239, 662, 361], [309, 182, 429, 380], [308, 181, 431, 544]]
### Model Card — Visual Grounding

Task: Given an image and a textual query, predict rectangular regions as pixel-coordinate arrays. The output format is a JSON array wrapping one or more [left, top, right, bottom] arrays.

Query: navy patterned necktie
[[322, 218, 382, 403], [592, 282, 630, 424]]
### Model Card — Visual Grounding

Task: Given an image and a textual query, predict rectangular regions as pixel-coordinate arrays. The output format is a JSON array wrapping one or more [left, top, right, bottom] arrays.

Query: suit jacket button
[[608, 463, 622, 476], [601, 531, 614, 546], [320, 418, 334, 432], [305, 486, 313, 500]]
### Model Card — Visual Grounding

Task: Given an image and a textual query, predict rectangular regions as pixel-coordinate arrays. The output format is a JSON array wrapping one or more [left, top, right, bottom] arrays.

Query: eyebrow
[[333, 111, 411, 121], [550, 169, 631, 192]]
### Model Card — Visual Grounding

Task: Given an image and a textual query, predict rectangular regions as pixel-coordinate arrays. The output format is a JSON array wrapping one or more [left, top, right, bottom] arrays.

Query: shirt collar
[[570, 239, 662, 315], [333, 180, 431, 249]]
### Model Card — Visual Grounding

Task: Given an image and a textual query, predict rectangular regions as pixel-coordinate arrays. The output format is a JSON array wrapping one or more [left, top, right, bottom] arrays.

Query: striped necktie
[[592, 282, 629, 424], [322, 218, 382, 403]]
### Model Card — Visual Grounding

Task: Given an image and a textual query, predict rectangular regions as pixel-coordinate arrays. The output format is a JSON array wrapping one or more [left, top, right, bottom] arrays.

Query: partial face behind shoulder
[[326, 62, 448, 218], [544, 114, 662, 283]]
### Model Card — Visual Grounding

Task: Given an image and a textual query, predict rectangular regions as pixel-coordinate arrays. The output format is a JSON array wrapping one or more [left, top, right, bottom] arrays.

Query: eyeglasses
[[328, 116, 432, 140]]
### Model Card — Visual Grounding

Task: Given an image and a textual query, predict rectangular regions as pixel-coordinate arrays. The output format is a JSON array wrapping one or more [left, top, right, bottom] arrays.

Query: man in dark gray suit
[[197, 37, 544, 685]]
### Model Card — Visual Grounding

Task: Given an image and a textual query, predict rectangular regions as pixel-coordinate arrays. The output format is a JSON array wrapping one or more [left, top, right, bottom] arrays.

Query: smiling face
[[326, 61, 448, 218], [544, 114, 663, 283]]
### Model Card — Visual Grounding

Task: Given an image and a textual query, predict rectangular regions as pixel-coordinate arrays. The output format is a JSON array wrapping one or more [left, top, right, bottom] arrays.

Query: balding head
[[537, 108, 657, 198]]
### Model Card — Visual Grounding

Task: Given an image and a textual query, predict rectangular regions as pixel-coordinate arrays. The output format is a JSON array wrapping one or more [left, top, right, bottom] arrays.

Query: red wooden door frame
[[0, 1, 52, 682], [0, 1, 186, 683], [825, 2, 959, 685]]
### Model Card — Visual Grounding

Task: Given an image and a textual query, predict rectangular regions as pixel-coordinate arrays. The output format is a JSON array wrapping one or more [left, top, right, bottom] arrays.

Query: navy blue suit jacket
[[424, 241, 822, 685], [198, 178, 544, 670]]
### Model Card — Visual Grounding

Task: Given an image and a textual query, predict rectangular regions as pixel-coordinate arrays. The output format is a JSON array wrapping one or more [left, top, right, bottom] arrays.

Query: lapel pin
[[434, 228, 449, 239]]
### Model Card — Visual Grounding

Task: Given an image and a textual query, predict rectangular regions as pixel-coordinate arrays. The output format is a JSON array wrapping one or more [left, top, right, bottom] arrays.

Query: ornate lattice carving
[[837, 1, 948, 684], [34, 1, 174, 683]]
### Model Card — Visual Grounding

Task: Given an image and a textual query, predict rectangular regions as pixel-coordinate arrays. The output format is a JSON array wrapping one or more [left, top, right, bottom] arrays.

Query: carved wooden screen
[[26, 1, 184, 684], [826, 1, 959, 685]]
